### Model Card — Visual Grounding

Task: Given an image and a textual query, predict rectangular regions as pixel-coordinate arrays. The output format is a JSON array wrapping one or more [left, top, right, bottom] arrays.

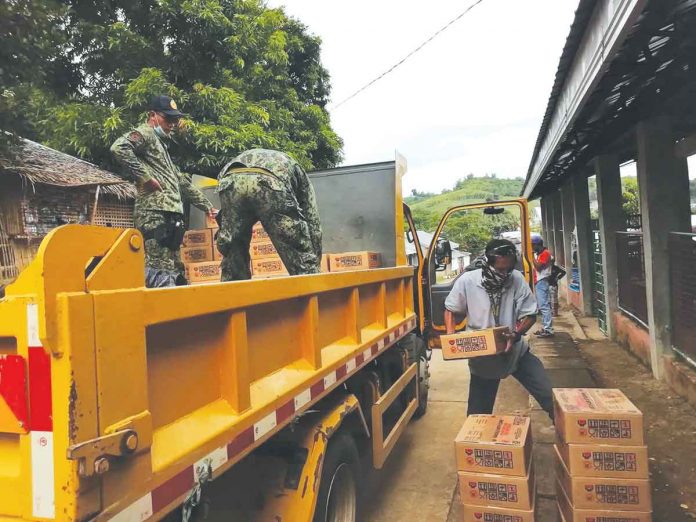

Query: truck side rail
[[0, 225, 417, 521]]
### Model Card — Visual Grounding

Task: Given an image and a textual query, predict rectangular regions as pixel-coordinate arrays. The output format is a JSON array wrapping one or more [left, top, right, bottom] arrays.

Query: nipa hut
[[0, 138, 136, 285]]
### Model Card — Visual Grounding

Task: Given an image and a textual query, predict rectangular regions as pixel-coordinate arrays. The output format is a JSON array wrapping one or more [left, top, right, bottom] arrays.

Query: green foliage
[[407, 175, 529, 254], [621, 177, 640, 217], [0, 0, 343, 174]]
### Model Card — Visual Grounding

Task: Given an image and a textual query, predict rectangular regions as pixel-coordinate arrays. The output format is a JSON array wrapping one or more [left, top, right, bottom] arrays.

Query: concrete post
[[636, 116, 692, 378], [561, 182, 576, 305], [572, 174, 594, 316], [594, 154, 623, 340], [553, 191, 565, 268], [540, 196, 550, 245], [544, 194, 556, 255]]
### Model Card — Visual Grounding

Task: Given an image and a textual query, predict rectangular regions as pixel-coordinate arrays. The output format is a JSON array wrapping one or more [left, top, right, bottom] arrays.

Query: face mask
[[153, 124, 169, 140]]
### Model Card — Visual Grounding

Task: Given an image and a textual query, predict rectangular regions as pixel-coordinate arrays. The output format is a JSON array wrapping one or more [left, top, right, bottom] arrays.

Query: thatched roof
[[0, 138, 136, 199]]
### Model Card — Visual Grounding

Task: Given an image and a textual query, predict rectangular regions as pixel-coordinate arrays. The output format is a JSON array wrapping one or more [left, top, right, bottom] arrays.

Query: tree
[[621, 177, 640, 217], [0, 0, 343, 175]]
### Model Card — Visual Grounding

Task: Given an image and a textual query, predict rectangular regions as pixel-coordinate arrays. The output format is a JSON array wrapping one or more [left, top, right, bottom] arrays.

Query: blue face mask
[[153, 124, 169, 140]]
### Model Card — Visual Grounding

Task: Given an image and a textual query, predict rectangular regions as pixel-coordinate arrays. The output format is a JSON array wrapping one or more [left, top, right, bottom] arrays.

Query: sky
[[267, 0, 579, 194]]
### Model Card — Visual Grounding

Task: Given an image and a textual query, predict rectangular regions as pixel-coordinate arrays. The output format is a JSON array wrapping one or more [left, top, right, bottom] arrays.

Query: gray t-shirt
[[444, 269, 538, 379]]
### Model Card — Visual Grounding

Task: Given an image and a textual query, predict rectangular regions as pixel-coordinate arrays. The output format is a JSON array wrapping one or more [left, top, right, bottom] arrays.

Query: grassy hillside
[[406, 175, 526, 215], [406, 175, 536, 254]]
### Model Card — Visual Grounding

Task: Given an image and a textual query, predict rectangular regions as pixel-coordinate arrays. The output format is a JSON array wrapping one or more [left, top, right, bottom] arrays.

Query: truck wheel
[[413, 351, 429, 419], [313, 433, 360, 522]]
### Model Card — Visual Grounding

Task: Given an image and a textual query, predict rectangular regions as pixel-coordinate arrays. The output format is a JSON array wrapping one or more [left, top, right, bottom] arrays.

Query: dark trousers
[[467, 350, 554, 420]]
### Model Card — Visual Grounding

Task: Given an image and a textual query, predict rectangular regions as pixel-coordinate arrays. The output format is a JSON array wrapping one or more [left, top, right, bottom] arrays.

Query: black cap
[[148, 95, 185, 117]]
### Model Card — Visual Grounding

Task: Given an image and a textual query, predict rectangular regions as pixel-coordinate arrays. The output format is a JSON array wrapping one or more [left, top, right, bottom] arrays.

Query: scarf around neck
[[481, 263, 511, 325]]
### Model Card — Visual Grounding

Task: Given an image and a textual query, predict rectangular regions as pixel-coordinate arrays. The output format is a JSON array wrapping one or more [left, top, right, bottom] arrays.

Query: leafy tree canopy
[[0, 0, 343, 174]]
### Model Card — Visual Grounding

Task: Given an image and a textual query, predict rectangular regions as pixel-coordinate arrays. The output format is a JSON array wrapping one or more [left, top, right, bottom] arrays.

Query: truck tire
[[313, 432, 360, 522]]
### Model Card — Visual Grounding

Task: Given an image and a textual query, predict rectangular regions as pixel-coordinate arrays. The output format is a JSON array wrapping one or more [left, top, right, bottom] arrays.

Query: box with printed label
[[556, 477, 652, 522], [249, 240, 278, 259], [205, 213, 218, 229], [556, 434, 649, 479], [441, 327, 509, 361], [554, 445, 651, 512], [461, 499, 535, 522], [181, 246, 213, 264], [454, 414, 532, 476], [186, 261, 221, 283], [251, 257, 288, 277], [182, 229, 213, 248], [553, 388, 644, 446], [251, 222, 271, 243], [328, 251, 381, 272], [457, 467, 534, 511]]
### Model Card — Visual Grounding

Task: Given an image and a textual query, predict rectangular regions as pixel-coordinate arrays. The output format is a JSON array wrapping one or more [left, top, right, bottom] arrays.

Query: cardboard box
[[557, 477, 652, 522], [441, 327, 509, 361], [328, 251, 381, 272], [251, 257, 288, 277], [556, 434, 649, 479], [554, 445, 651, 512], [213, 243, 223, 261], [249, 240, 278, 259], [182, 229, 212, 248], [186, 261, 221, 283], [553, 388, 644, 446], [321, 254, 329, 273], [454, 415, 532, 477], [180, 246, 213, 264], [205, 213, 218, 229], [461, 500, 535, 522], [458, 467, 534, 511], [251, 222, 270, 243]]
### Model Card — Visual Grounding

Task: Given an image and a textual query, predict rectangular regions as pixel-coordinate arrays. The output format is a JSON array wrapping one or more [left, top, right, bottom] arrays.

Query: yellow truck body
[[0, 158, 425, 521]]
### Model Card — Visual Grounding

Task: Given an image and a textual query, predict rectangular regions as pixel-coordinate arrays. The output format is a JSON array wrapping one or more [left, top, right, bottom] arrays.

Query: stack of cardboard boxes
[[182, 216, 222, 284], [455, 414, 536, 521], [554, 388, 652, 522], [183, 220, 385, 281]]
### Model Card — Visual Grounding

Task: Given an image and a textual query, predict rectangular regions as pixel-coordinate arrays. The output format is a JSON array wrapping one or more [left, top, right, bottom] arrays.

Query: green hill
[[406, 175, 526, 215], [405, 175, 536, 255]]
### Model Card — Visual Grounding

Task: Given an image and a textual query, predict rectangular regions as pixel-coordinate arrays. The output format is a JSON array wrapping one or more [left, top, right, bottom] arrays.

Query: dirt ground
[[361, 309, 696, 521]]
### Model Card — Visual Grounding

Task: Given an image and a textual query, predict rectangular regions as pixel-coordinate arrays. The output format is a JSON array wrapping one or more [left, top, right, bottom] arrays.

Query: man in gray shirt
[[444, 239, 554, 419]]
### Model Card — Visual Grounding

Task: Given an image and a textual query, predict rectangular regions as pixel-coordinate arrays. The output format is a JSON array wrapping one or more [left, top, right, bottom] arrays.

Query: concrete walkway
[[362, 310, 696, 521]]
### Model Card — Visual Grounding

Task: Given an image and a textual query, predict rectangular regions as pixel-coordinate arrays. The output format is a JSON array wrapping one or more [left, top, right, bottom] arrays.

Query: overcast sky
[[267, 0, 578, 194]]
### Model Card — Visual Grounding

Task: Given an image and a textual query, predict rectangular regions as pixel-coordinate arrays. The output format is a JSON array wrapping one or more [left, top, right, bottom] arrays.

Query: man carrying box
[[444, 239, 554, 419]]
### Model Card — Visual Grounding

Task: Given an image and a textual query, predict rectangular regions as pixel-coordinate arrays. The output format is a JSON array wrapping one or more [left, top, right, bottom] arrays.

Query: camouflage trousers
[[133, 209, 186, 287], [217, 173, 320, 281]]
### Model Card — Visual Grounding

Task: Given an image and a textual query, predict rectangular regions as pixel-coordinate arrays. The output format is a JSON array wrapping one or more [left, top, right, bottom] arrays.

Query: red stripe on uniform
[[310, 380, 324, 399], [151, 466, 194, 513], [227, 427, 254, 459], [28, 347, 52, 431], [276, 400, 295, 424], [336, 365, 347, 380]]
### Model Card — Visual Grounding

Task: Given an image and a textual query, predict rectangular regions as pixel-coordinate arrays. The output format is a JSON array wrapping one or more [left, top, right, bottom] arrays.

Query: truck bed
[[0, 224, 416, 521]]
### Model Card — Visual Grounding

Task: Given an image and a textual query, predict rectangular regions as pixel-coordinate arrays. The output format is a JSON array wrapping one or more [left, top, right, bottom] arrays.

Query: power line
[[332, 0, 486, 110]]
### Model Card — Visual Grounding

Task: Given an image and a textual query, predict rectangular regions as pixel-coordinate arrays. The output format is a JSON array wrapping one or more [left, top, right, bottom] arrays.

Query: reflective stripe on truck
[[110, 317, 417, 521]]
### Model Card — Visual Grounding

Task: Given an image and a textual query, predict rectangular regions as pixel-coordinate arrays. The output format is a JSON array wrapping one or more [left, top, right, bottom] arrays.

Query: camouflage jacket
[[110, 123, 212, 214], [218, 148, 322, 256]]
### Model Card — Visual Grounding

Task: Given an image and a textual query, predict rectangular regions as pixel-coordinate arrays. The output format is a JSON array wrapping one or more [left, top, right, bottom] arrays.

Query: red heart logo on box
[[585, 485, 594, 492], [449, 339, 455, 346], [465, 449, 473, 455], [577, 419, 587, 426], [582, 452, 592, 459], [469, 482, 477, 489]]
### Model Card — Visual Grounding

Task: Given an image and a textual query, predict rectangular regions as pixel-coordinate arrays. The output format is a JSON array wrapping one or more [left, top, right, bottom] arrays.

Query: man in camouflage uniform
[[216, 149, 322, 281], [111, 95, 216, 287]]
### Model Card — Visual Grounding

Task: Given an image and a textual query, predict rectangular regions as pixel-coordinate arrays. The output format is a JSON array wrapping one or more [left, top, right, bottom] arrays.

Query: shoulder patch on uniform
[[127, 131, 145, 146]]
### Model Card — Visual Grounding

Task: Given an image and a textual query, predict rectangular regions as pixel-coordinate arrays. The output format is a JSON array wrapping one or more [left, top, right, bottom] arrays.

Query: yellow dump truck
[[0, 153, 532, 521]]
